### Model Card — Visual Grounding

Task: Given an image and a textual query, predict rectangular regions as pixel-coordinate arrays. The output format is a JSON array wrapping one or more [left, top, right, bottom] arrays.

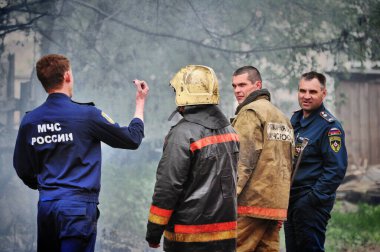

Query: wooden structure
[[0, 53, 34, 171], [333, 71, 380, 166]]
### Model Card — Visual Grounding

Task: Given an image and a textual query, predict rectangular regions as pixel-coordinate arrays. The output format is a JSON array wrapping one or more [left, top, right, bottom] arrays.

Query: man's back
[[147, 105, 239, 252], [14, 92, 144, 203], [13, 54, 149, 252]]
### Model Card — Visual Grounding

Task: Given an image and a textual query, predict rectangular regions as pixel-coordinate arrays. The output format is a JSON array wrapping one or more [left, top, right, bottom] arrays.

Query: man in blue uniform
[[13, 54, 149, 252], [284, 71, 347, 252]]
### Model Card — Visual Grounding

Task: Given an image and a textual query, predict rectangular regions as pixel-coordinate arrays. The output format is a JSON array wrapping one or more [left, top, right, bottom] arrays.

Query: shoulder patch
[[329, 135, 342, 152], [328, 127, 342, 152], [320, 111, 335, 123], [101, 111, 115, 124]]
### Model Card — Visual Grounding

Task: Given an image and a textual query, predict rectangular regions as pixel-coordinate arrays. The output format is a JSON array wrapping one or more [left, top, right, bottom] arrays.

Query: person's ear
[[64, 71, 71, 83], [322, 88, 327, 99], [256, 81, 262, 89]]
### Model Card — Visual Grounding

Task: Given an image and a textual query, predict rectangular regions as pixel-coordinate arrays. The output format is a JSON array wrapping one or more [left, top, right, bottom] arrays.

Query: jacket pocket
[[58, 204, 96, 239], [221, 175, 235, 198]]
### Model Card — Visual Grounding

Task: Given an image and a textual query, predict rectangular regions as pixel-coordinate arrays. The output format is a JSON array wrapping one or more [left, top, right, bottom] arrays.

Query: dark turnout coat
[[146, 105, 239, 252]]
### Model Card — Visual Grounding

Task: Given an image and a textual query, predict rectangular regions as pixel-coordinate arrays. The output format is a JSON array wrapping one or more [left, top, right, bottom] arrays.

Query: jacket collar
[[182, 105, 230, 129], [46, 92, 95, 106], [235, 89, 271, 115], [47, 92, 71, 101]]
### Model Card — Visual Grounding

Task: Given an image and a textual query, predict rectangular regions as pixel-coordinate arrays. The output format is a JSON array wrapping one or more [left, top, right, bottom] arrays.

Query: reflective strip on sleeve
[[164, 221, 237, 242], [238, 206, 287, 219], [190, 133, 239, 153], [148, 205, 173, 225], [174, 221, 236, 233]]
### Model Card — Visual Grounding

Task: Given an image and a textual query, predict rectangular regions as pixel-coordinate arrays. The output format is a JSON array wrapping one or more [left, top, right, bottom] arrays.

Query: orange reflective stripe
[[238, 206, 287, 218], [190, 133, 239, 153], [164, 230, 236, 242], [150, 205, 173, 217], [148, 205, 173, 225], [175, 221, 236, 234]]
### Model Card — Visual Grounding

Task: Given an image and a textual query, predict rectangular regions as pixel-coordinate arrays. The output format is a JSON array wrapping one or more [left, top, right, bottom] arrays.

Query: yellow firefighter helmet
[[170, 65, 219, 106]]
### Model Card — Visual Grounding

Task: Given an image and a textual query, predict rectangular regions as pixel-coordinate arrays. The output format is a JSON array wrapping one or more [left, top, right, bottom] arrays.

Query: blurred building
[[332, 69, 380, 166], [331, 69, 380, 204]]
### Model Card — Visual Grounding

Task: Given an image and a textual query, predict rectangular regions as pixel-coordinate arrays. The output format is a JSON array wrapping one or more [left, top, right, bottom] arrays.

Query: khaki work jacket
[[232, 94, 294, 220]]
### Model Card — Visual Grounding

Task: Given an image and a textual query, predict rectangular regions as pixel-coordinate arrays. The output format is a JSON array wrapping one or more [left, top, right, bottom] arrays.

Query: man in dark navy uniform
[[13, 54, 149, 252], [284, 71, 347, 252]]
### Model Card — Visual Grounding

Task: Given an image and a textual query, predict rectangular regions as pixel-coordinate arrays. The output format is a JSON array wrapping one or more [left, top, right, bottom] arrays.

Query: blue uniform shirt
[[13, 93, 144, 203], [290, 103, 347, 204]]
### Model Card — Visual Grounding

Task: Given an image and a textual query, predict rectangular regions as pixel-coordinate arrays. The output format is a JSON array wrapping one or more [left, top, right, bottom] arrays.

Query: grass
[[325, 202, 380, 252]]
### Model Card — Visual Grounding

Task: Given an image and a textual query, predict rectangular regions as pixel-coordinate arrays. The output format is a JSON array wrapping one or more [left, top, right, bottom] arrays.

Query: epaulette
[[71, 100, 95, 106], [320, 111, 336, 123]]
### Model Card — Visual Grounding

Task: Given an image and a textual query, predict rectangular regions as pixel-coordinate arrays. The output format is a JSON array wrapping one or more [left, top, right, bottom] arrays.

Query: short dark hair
[[36, 54, 70, 92], [301, 71, 326, 89], [233, 66, 262, 83]]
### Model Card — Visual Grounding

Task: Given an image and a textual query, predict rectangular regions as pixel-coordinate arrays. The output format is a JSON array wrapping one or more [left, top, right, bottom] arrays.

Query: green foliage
[[325, 202, 380, 252]]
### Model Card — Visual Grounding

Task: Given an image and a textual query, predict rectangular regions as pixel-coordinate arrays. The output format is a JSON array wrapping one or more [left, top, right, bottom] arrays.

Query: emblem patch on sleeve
[[101, 111, 115, 124], [328, 128, 342, 152]]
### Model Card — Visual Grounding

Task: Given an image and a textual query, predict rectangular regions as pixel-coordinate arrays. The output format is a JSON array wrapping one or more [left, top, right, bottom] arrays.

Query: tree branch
[[0, 13, 46, 37], [186, 0, 214, 39], [0, 0, 49, 16], [69, 0, 345, 55]]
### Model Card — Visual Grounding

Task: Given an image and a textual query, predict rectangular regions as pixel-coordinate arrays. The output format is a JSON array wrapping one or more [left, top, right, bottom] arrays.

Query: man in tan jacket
[[231, 66, 294, 252]]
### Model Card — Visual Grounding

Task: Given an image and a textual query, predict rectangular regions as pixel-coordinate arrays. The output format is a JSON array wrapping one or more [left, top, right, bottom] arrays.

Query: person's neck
[[302, 104, 323, 118], [302, 111, 311, 118]]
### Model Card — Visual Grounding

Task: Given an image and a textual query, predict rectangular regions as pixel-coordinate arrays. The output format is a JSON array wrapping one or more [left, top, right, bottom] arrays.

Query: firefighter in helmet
[[146, 65, 239, 252]]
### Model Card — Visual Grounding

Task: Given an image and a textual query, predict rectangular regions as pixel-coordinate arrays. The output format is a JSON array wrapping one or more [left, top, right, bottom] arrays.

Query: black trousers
[[284, 192, 334, 252]]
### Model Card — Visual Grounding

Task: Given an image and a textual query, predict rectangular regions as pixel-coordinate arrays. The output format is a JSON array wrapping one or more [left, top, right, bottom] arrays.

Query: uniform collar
[[297, 103, 325, 127], [46, 92, 71, 101]]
